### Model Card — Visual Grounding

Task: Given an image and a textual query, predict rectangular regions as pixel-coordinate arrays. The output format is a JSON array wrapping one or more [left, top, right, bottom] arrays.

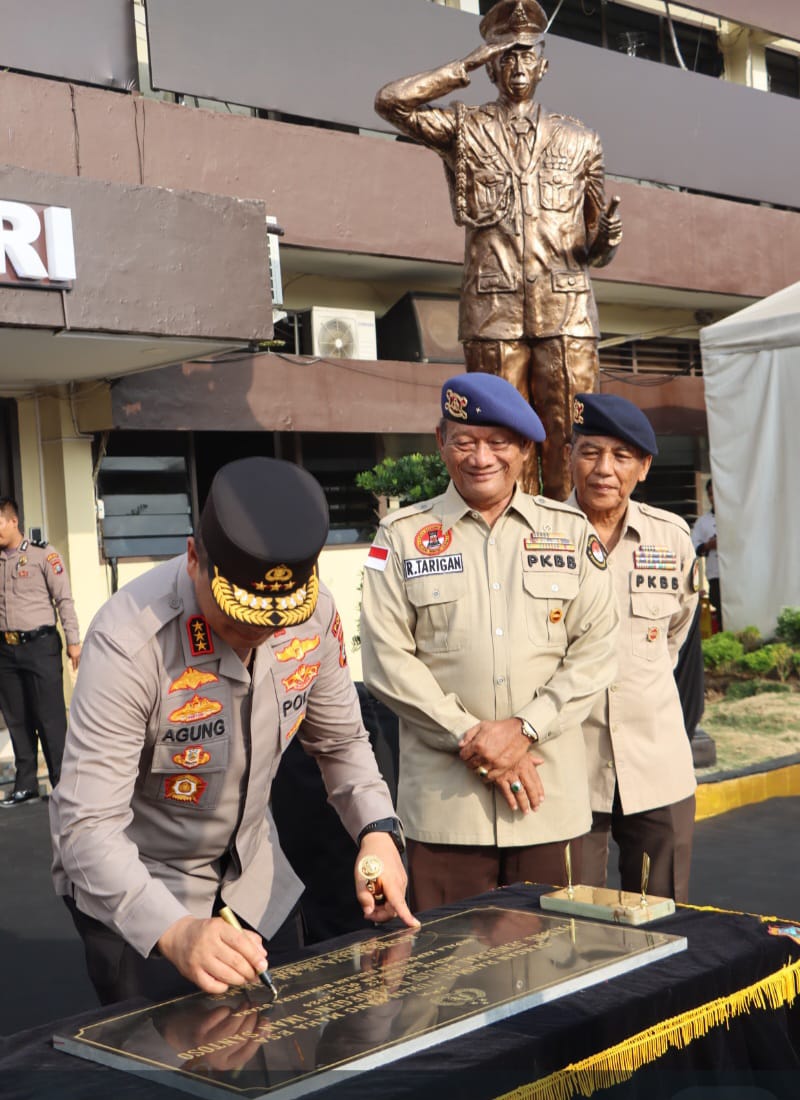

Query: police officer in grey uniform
[[361, 374, 619, 911], [0, 497, 81, 806], [567, 394, 698, 901], [51, 458, 416, 1005]]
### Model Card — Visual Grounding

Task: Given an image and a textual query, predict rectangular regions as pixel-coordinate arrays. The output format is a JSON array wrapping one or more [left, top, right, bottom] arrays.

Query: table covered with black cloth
[[1, 884, 798, 1100]]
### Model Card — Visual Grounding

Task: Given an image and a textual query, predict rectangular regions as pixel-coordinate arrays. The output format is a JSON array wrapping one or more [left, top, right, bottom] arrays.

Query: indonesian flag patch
[[365, 544, 389, 572]]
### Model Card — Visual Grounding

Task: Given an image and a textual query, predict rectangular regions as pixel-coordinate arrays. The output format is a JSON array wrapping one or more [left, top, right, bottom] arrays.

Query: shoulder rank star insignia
[[587, 535, 608, 570], [187, 615, 214, 657]]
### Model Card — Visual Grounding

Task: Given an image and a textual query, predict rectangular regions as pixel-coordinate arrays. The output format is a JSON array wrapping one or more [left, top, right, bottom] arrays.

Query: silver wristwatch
[[519, 718, 539, 744]]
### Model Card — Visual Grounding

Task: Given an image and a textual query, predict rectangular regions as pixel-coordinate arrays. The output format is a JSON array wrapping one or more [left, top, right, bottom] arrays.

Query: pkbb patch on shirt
[[168, 694, 223, 724], [587, 536, 608, 570], [633, 545, 677, 570], [164, 773, 208, 805], [414, 524, 452, 556], [631, 571, 680, 593], [171, 747, 211, 769], [403, 554, 464, 579], [168, 667, 219, 694], [186, 615, 214, 656], [524, 552, 578, 572], [275, 636, 320, 663], [523, 531, 575, 553], [282, 663, 320, 693], [365, 544, 389, 572]]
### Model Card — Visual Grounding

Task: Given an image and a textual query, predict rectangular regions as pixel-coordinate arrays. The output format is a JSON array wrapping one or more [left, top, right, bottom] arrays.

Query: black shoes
[[0, 788, 40, 808]]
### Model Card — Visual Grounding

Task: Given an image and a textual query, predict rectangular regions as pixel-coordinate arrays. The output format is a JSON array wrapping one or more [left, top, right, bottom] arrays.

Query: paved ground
[[0, 793, 798, 1038]]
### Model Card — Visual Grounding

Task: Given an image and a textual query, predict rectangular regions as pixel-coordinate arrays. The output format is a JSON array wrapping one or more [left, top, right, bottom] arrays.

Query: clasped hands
[[459, 719, 545, 814]]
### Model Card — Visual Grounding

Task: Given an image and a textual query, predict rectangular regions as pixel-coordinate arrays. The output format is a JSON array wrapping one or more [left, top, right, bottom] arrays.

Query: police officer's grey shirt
[[50, 555, 393, 958], [0, 539, 80, 643]]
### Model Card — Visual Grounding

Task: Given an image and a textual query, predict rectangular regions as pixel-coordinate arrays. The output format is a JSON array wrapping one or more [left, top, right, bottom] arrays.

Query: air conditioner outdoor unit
[[301, 307, 377, 361]]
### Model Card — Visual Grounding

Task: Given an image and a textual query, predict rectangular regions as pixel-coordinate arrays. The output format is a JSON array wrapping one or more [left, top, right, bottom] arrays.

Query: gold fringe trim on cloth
[[695, 761, 800, 822], [496, 959, 800, 1100]]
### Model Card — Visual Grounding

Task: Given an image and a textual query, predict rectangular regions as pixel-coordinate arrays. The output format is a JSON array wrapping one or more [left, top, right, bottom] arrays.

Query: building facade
[[1, 0, 799, 675]]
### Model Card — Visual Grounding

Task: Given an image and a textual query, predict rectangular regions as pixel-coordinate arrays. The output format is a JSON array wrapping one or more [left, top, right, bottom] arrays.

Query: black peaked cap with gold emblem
[[200, 457, 329, 629]]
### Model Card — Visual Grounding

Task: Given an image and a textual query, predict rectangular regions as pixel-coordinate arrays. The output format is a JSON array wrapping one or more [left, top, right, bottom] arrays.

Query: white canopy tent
[[700, 281, 800, 636]]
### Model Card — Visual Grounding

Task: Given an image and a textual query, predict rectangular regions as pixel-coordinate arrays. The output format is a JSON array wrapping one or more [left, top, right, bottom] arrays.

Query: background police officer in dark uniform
[[0, 497, 81, 806]]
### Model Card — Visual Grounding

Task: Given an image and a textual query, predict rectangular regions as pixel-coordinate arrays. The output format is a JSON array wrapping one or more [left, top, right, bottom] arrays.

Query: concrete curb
[[695, 753, 800, 822]]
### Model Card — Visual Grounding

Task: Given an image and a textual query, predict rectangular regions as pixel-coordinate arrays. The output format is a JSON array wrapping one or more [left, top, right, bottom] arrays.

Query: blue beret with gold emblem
[[572, 393, 658, 457], [441, 373, 545, 442], [200, 457, 329, 628]]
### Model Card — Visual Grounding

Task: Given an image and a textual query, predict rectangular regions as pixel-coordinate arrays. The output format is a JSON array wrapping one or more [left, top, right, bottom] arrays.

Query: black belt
[[1, 625, 57, 646]]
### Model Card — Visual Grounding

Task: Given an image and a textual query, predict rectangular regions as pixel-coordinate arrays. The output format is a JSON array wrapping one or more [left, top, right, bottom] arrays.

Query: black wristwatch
[[357, 817, 406, 854]]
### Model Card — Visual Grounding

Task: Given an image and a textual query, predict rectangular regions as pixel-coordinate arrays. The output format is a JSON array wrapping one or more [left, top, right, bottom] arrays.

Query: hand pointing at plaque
[[355, 830, 419, 930]]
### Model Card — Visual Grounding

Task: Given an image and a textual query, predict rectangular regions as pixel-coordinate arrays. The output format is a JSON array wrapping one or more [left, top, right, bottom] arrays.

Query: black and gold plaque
[[54, 907, 685, 1099]]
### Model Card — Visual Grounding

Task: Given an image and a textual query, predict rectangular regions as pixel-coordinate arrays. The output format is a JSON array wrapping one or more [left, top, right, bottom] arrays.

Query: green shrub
[[356, 453, 449, 506], [771, 643, 794, 682], [740, 642, 795, 681], [740, 647, 778, 676], [724, 680, 791, 701], [735, 626, 762, 653], [702, 632, 744, 671], [776, 607, 800, 646]]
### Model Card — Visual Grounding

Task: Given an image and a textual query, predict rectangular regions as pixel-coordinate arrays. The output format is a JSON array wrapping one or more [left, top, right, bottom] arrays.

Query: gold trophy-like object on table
[[540, 846, 676, 926]]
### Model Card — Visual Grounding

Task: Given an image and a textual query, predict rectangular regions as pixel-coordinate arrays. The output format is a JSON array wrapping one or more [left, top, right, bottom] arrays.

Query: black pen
[[218, 905, 278, 999]]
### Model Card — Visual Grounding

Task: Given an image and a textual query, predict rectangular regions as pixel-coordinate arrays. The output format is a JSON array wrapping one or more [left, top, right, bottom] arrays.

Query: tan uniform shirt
[[569, 494, 698, 815], [361, 483, 619, 847], [50, 555, 393, 958], [0, 539, 80, 644]]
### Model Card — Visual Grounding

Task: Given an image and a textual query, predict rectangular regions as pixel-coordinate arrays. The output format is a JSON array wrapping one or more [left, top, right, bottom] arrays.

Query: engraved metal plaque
[[54, 907, 686, 1099]]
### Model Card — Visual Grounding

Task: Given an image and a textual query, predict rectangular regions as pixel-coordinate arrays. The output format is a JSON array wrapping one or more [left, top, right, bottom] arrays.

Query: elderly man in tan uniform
[[0, 497, 81, 806], [375, 0, 622, 498], [567, 393, 698, 901], [361, 373, 618, 910], [51, 458, 416, 1006]]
